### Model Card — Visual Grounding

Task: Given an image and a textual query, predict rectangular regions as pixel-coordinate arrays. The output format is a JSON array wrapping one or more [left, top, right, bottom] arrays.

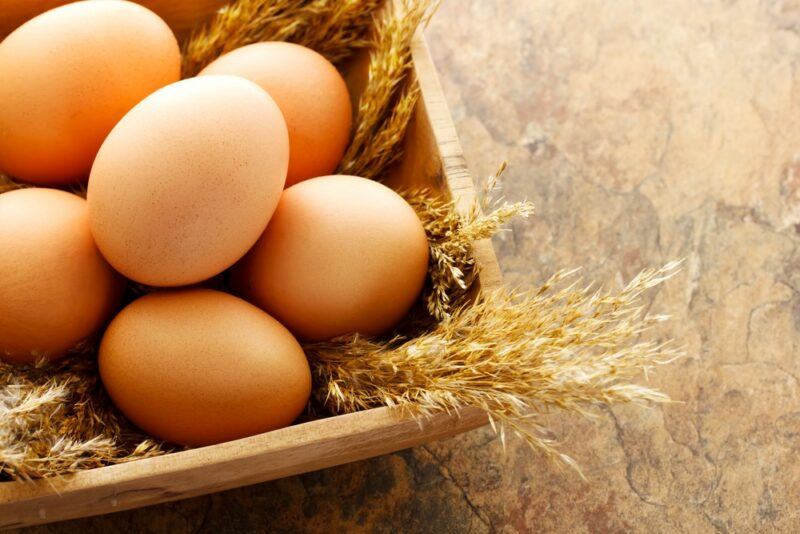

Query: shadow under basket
[[0, 32, 502, 527]]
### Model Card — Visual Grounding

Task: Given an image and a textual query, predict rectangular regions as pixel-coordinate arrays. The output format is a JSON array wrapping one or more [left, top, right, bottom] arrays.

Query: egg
[[98, 289, 311, 446], [200, 42, 353, 187], [88, 76, 289, 287], [231, 175, 429, 342], [0, 1, 180, 185], [0, 188, 123, 364]]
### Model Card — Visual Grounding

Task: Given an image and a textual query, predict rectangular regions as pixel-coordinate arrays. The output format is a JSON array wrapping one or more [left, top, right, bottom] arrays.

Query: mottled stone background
[[20, 0, 800, 532]]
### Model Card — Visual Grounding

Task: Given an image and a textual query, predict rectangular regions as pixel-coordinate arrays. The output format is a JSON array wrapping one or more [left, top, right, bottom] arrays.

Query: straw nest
[[1, 0, 680, 480]]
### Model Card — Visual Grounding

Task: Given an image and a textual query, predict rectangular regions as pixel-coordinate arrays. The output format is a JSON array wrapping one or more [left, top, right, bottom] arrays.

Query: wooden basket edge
[[0, 31, 500, 527]]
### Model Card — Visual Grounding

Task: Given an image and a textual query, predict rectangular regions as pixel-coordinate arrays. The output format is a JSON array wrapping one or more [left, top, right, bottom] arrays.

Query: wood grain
[[0, 407, 488, 528], [0, 0, 226, 39], [0, 31, 499, 528]]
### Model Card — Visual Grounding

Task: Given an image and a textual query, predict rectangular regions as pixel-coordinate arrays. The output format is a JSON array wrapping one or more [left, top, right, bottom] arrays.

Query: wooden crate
[[0, 14, 502, 530]]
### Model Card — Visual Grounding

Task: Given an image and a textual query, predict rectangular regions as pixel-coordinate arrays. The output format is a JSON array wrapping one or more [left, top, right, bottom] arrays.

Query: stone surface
[[19, 0, 800, 531]]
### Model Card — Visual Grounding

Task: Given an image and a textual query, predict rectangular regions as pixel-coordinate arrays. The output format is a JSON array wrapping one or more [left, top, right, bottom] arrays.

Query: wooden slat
[[0, 27, 503, 528], [403, 34, 504, 292], [0, 0, 226, 39], [0, 407, 487, 528]]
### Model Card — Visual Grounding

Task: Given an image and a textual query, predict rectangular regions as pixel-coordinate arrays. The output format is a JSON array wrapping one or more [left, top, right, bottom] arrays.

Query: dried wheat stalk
[[307, 262, 682, 472], [0, 353, 165, 481], [182, 0, 383, 77], [405, 163, 535, 320], [337, 0, 435, 179]]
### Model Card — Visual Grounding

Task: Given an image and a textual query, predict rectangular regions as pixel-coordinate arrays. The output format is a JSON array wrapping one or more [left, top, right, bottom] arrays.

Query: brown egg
[[0, 188, 123, 364], [200, 42, 352, 187], [88, 76, 289, 287], [0, 1, 180, 185], [231, 175, 429, 342], [99, 289, 311, 446]]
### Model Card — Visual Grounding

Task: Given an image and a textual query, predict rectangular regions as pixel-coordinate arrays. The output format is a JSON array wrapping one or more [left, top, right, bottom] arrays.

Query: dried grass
[[0, 353, 165, 481], [182, 0, 383, 77], [405, 163, 535, 320], [337, 0, 435, 179], [307, 262, 682, 472], [0, 0, 681, 480]]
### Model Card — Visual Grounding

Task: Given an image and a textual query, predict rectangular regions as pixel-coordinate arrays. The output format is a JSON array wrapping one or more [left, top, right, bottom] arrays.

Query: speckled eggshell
[[98, 289, 311, 446], [87, 76, 289, 287], [200, 42, 353, 187], [0, 0, 180, 185], [0, 188, 123, 364], [231, 175, 430, 342]]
